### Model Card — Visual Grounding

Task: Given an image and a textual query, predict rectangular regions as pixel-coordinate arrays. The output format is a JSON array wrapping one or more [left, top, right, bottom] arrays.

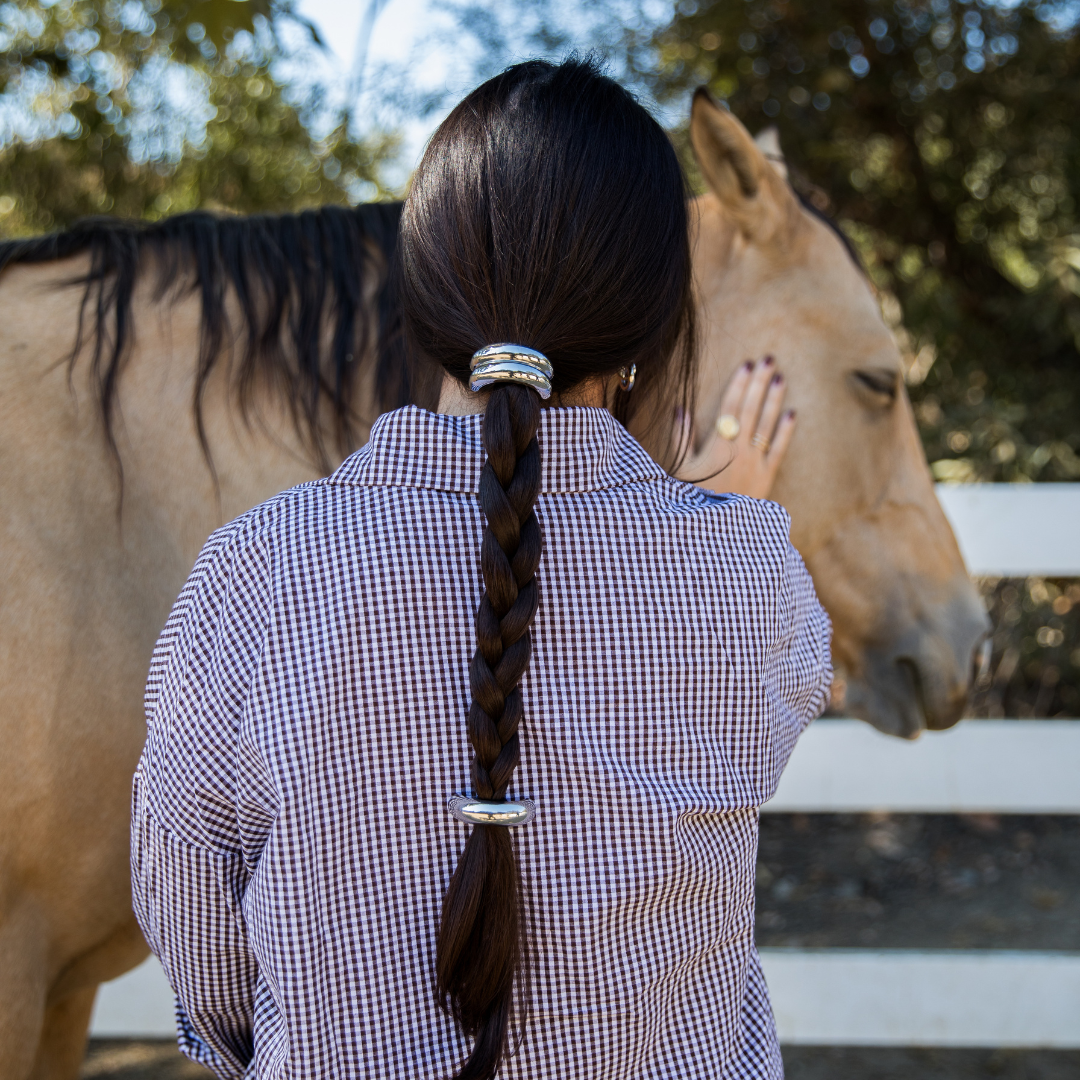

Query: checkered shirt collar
[[333, 404, 667, 495]]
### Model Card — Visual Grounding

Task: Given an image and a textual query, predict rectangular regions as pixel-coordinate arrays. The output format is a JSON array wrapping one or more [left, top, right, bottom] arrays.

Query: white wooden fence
[[91, 484, 1080, 1048], [937, 482, 1080, 577]]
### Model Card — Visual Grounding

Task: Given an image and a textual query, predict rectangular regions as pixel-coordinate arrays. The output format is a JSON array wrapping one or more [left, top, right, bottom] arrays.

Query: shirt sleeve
[[131, 520, 272, 1079], [761, 538, 833, 783]]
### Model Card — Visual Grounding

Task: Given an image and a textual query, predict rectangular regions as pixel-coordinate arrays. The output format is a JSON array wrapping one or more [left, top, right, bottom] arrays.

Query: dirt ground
[[782, 1047, 1080, 1079], [82, 813, 1080, 1078], [82, 1042, 206, 1079], [755, 813, 1080, 950]]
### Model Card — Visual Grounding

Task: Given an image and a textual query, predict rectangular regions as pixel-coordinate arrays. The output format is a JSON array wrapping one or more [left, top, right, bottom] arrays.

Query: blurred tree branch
[[0, 0, 394, 233]]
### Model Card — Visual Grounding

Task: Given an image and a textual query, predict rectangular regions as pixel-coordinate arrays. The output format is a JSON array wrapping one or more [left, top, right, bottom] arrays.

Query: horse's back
[[0, 251, 363, 1070]]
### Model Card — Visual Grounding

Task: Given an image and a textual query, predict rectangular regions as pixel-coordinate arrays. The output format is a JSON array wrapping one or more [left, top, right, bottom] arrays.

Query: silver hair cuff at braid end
[[448, 795, 537, 827], [470, 343, 553, 400]]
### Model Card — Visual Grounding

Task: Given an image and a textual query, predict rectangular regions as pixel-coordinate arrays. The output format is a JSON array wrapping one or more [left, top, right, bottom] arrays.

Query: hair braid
[[402, 56, 696, 1080], [436, 383, 542, 1080]]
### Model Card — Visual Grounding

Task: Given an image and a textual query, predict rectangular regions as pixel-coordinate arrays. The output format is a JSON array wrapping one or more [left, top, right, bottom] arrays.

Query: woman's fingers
[[767, 409, 796, 468], [696, 355, 797, 499], [737, 355, 775, 437], [754, 372, 787, 448], [717, 360, 753, 420], [683, 355, 796, 499]]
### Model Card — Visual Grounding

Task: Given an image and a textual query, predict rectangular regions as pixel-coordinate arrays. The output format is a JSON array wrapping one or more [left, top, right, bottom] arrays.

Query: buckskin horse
[[0, 93, 987, 1078]]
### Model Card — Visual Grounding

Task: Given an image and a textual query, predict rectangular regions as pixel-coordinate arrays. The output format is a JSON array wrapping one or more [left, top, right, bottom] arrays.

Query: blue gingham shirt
[[131, 405, 831, 1079]]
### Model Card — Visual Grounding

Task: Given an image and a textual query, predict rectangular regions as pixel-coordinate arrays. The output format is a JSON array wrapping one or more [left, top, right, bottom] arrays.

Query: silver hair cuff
[[448, 795, 537, 827], [469, 344, 553, 399]]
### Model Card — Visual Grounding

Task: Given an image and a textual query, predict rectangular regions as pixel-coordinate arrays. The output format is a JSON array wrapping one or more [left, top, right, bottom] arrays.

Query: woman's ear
[[689, 88, 799, 243]]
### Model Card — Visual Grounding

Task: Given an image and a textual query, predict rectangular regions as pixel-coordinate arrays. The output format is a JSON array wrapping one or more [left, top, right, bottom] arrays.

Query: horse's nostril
[[974, 636, 993, 686], [896, 656, 927, 725]]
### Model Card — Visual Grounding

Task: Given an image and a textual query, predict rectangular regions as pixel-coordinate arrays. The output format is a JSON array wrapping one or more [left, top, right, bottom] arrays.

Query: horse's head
[[688, 90, 989, 739]]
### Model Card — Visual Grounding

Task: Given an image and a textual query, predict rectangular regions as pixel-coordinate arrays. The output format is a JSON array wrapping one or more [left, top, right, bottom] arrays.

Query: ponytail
[[398, 56, 697, 1079], [436, 383, 542, 1079]]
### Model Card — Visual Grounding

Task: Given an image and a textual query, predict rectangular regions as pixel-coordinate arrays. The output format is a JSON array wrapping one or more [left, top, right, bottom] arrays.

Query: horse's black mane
[[0, 202, 408, 474], [795, 190, 864, 270], [0, 191, 860, 481]]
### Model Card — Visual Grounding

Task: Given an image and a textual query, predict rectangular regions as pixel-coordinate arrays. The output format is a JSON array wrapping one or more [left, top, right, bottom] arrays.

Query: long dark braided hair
[[397, 58, 696, 1079]]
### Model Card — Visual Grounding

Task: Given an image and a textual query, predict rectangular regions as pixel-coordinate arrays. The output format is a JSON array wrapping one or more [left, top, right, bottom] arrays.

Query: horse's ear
[[690, 88, 796, 240]]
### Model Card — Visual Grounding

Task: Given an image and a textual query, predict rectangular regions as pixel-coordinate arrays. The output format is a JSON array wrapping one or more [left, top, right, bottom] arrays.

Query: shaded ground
[[783, 1047, 1080, 1079], [83, 1042, 207, 1079], [756, 813, 1080, 950]]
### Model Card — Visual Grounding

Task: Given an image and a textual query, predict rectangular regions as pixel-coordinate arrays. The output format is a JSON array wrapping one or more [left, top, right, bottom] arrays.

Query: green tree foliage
[[639, 0, 1080, 484], [0, 0, 394, 235]]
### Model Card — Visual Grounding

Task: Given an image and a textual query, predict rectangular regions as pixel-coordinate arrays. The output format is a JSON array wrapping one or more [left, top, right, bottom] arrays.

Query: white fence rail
[[765, 949, 1080, 1048], [937, 482, 1080, 576], [764, 719, 1080, 814], [92, 949, 1080, 1048], [91, 485, 1080, 1048]]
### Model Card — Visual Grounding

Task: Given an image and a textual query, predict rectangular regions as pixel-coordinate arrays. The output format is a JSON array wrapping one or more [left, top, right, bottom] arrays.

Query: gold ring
[[751, 432, 771, 453], [716, 414, 740, 441]]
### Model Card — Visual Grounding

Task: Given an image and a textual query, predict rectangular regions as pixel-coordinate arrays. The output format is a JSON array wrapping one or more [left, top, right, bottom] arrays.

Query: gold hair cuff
[[448, 795, 536, 827], [470, 344, 552, 399]]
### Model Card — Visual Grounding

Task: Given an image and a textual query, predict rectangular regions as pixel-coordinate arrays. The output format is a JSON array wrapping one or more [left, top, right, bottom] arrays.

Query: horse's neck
[[128, 289, 379, 540]]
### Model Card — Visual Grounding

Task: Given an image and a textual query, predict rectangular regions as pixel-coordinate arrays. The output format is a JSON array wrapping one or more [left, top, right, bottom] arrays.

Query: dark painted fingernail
[[743, 360, 753, 371], [772, 373, 783, 385], [786, 409, 796, 419], [763, 355, 775, 365]]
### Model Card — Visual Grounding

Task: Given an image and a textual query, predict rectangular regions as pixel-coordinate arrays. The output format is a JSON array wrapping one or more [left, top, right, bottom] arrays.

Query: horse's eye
[[850, 368, 899, 407]]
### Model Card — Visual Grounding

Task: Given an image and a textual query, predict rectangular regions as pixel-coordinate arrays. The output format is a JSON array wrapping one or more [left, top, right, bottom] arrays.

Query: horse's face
[[688, 91, 989, 738]]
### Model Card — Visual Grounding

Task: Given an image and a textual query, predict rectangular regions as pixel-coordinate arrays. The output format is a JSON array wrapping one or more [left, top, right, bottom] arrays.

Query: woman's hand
[[675, 356, 796, 500]]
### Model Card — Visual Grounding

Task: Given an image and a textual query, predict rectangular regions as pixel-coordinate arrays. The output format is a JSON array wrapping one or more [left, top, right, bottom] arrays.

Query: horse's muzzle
[[840, 583, 991, 739]]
